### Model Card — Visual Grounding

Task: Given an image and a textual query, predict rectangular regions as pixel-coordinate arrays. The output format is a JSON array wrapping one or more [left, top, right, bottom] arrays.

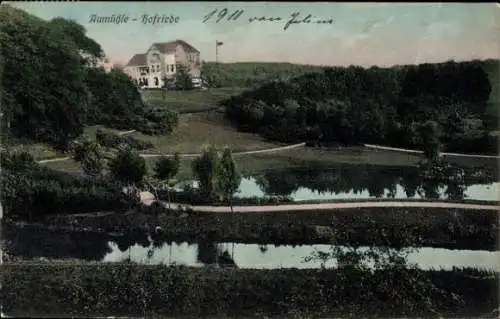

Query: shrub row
[[96, 129, 154, 150], [1, 263, 497, 318]]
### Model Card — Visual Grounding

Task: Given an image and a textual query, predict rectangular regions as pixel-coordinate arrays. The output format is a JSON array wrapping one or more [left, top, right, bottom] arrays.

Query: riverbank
[[15, 205, 498, 250], [1, 262, 497, 318]]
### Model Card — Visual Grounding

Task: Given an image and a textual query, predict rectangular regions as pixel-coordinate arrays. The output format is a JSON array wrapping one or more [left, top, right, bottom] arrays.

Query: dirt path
[[37, 142, 306, 163], [364, 144, 500, 159], [144, 200, 500, 213]]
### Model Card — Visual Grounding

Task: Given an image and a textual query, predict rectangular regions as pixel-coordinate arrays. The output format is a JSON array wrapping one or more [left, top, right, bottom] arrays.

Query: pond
[[4, 224, 499, 271], [232, 178, 500, 202], [102, 241, 500, 271], [5, 232, 499, 272], [173, 163, 499, 201]]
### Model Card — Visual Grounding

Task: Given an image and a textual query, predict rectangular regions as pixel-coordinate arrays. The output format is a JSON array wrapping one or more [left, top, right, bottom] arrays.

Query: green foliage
[[223, 60, 498, 155], [419, 120, 441, 161], [217, 147, 241, 209], [108, 147, 147, 185], [201, 61, 323, 88], [174, 65, 194, 91], [84, 67, 149, 131], [47, 17, 104, 64], [70, 135, 105, 177], [142, 107, 179, 135], [0, 5, 176, 151], [2, 264, 497, 318], [191, 145, 221, 200], [191, 146, 241, 203], [0, 149, 131, 220], [154, 154, 180, 182], [0, 5, 89, 148], [95, 129, 154, 151]]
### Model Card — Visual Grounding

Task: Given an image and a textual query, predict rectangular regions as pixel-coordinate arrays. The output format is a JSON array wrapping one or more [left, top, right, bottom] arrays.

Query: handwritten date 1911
[[203, 9, 244, 24], [203, 9, 334, 31]]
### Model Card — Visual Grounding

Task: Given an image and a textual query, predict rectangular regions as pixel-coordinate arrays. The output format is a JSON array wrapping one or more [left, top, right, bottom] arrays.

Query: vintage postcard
[[1, 1, 499, 318]]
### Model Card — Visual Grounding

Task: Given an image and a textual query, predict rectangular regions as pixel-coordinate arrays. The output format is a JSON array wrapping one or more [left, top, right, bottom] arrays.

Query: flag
[[216, 41, 224, 46]]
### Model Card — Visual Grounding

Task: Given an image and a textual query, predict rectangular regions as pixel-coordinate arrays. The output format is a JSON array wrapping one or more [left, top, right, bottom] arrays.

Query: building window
[[154, 77, 159, 86], [170, 64, 174, 72]]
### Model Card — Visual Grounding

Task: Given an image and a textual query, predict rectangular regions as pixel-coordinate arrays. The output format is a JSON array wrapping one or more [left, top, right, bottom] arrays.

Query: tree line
[[201, 62, 324, 88], [0, 5, 178, 151], [222, 60, 499, 155]]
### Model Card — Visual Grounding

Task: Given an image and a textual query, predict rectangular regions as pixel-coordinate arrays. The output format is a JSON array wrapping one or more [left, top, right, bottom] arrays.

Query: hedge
[[1, 263, 497, 318]]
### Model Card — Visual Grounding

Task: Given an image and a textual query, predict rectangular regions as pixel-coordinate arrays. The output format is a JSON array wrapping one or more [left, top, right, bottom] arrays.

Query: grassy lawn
[[126, 110, 283, 154], [1, 134, 64, 161], [142, 146, 425, 181], [4, 143, 62, 161], [141, 87, 249, 113], [41, 143, 497, 181]]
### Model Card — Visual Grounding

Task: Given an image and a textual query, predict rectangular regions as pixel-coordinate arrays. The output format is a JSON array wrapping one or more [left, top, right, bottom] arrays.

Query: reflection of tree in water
[[197, 240, 219, 264], [3, 224, 112, 261], [254, 170, 300, 197], [196, 240, 237, 267], [253, 162, 496, 201]]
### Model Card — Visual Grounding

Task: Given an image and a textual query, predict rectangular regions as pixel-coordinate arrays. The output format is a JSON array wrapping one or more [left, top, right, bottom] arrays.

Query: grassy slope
[[141, 87, 249, 113], [125, 110, 282, 155]]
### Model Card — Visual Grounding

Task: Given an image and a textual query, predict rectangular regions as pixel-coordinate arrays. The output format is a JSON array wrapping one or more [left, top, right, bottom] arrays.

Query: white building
[[124, 40, 201, 89]]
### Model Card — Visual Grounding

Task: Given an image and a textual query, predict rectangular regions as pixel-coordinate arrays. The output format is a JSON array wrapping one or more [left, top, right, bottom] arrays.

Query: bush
[[96, 129, 153, 151], [0, 151, 132, 220]]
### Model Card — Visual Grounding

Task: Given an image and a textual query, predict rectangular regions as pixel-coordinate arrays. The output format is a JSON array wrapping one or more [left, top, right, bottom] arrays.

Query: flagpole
[[215, 40, 219, 66]]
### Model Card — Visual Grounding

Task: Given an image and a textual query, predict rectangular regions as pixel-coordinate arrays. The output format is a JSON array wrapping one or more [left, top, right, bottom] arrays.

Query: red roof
[[152, 40, 200, 54], [126, 53, 147, 66], [126, 40, 199, 67]]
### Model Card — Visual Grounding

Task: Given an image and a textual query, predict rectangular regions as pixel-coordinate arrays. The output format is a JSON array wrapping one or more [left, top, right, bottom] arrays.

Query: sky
[[5, 2, 500, 67]]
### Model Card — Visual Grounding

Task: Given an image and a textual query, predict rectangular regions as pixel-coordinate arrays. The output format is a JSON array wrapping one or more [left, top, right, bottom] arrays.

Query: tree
[[174, 65, 194, 91], [419, 120, 441, 161], [191, 145, 221, 201], [217, 147, 241, 214], [154, 153, 180, 208], [83, 68, 148, 130], [48, 17, 104, 65], [108, 146, 147, 185], [69, 136, 105, 178], [0, 5, 89, 148]]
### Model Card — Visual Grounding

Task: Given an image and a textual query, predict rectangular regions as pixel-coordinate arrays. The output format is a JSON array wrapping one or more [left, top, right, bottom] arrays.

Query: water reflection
[[5, 224, 499, 272], [102, 241, 500, 272], [234, 163, 499, 201]]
